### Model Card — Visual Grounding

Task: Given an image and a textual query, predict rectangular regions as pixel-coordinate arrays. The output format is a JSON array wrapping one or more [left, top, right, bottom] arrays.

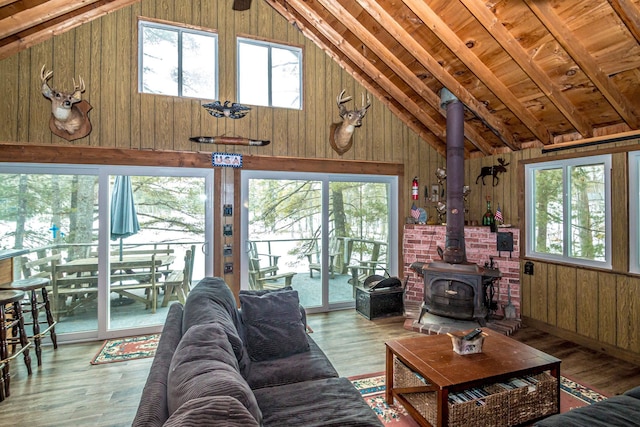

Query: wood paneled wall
[[516, 139, 640, 365], [0, 0, 440, 166]]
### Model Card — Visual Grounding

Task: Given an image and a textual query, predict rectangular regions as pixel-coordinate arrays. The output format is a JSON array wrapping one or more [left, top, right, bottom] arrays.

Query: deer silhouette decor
[[476, 158, 510, 186], [40, 65, 92, 141], [329, 90, 371, 155]]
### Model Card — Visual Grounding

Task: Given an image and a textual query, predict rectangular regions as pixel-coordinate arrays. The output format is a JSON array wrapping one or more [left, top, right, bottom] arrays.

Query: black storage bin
[[355, 286, 404, 320]]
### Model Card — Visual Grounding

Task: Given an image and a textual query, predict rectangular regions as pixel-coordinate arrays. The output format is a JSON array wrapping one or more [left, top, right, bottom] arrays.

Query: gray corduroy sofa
[[132, 277, 382, 426], [534, 386, 640, 426]]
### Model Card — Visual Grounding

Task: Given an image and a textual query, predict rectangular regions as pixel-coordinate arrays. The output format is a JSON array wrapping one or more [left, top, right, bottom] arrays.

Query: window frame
[[236, 36, 303, 109], [0, 162, 214, 342], [240, 170, 397, 313], [524, 154, 611, 269], [629, 151, 640, 273], [138, 19, 219, 99]]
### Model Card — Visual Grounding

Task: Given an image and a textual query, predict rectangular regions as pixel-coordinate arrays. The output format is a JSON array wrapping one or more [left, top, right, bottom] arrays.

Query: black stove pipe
[[440, 88, 467, 264]]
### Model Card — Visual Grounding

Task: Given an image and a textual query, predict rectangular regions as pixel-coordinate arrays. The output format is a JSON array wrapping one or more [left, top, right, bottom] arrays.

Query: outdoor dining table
[[56, 254, 175, 274], [50, 254, 175, 319]]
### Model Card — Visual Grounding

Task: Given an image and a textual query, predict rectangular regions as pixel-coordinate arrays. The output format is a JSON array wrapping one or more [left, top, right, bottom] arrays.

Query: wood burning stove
[[413, 261, 500, 325], [409, 89, 501, 325]]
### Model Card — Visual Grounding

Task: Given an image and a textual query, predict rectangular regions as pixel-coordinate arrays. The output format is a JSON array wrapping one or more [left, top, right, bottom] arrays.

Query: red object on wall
[[412, 177, 419, 200]]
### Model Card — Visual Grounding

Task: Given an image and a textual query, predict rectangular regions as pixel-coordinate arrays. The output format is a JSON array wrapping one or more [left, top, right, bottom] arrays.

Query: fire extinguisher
[[412, 176, 419, 200]]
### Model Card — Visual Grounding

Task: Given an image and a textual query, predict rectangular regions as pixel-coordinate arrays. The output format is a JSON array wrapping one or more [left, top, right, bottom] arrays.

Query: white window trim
[[236, 37, 303, 109], [525, 154, 612, 269], [240, 170, 398, 312], [629, 151, 640, 273], [0, 162, 214, 342], [138, 19, 219, 99]]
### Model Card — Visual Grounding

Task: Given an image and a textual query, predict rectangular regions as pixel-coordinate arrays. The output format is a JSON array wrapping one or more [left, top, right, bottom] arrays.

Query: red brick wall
[[403, 225, 521, 318]]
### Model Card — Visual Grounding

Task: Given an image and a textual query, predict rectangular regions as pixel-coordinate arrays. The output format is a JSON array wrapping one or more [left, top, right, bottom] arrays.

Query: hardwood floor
[[2, 310, 640, 426]]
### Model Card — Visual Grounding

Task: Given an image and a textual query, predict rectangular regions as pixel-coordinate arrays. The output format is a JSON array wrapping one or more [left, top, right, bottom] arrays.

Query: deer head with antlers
[[40, 65, 92, 140], [329, 90, 371, 155]]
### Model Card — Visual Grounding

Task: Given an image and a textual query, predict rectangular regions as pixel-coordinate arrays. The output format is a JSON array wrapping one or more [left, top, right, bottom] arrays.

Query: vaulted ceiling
[[2, 0, 640, 157]]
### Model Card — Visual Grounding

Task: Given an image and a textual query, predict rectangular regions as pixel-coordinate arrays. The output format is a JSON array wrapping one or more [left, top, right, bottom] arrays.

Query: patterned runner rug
[[90, 334, 161, 364], [350, 372, 609, 426]]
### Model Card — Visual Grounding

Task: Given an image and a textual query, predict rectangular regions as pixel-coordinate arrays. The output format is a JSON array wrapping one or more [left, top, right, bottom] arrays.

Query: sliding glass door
[[241, 171, 397, 312], [104, 170, 211, 335], [0, 163, 213, 342]]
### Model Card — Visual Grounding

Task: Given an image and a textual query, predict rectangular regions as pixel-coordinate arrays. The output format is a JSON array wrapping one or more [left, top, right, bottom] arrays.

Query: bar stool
[[0, 278, 57, 366], [0, 289, 32, 401]]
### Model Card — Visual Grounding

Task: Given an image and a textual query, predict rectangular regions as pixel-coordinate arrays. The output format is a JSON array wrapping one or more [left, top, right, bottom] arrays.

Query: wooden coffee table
[[385, 329, 561, 427]]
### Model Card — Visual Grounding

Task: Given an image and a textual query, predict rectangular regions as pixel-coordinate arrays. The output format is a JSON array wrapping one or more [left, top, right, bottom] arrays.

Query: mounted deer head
[[329, 90, 371, 155], [40, 65, 92, 140]]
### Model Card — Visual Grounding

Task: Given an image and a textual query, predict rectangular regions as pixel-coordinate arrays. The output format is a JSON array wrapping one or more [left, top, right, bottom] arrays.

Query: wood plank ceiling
[[1, 0, 640, 157]]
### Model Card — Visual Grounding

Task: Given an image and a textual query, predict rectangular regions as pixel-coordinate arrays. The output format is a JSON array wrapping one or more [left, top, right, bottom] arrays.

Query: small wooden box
[[447, 331, 486, 355], [355, 286, 404, 320]]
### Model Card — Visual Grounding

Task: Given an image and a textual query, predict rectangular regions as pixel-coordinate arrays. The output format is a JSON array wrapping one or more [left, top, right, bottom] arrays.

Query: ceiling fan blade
[[232, 0, 252, 11]]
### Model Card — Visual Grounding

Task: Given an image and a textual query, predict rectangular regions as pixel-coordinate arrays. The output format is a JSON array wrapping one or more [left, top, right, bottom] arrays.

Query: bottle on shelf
[[482, 196, 496, 232]]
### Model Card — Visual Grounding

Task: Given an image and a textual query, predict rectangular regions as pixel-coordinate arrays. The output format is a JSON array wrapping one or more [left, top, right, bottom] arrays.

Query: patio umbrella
[[110, 176, 140, 260]]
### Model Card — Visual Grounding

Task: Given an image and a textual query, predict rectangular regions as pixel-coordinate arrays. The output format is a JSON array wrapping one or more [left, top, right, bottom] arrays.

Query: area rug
[[350, 372, 609, 426], [90, 334, 160, 364]]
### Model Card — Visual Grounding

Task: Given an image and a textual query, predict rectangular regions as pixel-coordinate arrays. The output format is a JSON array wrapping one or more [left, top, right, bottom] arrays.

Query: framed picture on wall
[[431, 184, 440, 202]]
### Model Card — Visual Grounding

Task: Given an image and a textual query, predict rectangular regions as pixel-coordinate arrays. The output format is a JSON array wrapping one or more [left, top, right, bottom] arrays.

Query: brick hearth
[[403, 225, 521, 319]]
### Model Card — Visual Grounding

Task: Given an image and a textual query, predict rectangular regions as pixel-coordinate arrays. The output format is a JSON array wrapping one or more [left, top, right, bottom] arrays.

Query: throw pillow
[[239, 285, 307, 332], [239, 286, 293, 296], [239, 289, 309, 362], [167, 323, 262, 424]]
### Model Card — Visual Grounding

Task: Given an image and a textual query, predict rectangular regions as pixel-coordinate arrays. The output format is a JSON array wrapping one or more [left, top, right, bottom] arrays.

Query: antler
[[73, 76, 85, 93], [360, 93, 371, 114], [336, 89, 352, 118], [40, 65, 53, 83], [41, 65, 54, 99]]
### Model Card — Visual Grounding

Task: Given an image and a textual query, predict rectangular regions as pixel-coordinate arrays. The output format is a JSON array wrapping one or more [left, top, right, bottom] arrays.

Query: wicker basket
[[392, 357, 558, 427], [507, 372, 558, 425]]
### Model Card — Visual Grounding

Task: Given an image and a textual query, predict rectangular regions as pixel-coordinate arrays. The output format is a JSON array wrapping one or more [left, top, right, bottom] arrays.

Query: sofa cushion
[[167, 323, 262, 424], [253, 377, 383, 427], [240, 289, 309, 361], [623, 386, 640, 399], [533, 395, 640, 426], [163, 396, 260, 427], [246, 335, 339, 389], [182, 277, 251, 377]]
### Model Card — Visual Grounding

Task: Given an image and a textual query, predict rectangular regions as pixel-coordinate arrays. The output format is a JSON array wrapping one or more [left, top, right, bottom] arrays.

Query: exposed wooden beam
[[608, 0, 640, 44], [277, 0, 450, 156], [0, 0, 102, 40], [358, 0, 519, 152], [0, 0, 141, 61], [525, 0, 640, 129], [460, 0, 593, 139], [0, 0, 20, 9], [402, 0, 552, 145], [264, 0, 446, 156], [354, 0, 507, 154], [319, 0, 495, 155], [542, 129, 640, 152]]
